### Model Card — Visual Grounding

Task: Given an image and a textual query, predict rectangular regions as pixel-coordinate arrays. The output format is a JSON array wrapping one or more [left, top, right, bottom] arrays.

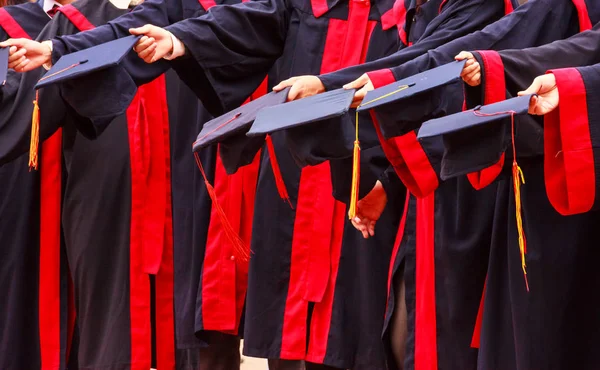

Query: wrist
[[41, 40, 53, 70]]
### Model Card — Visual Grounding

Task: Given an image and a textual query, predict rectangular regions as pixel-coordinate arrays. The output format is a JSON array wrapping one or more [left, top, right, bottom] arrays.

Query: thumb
[[273, 76, 298, 92], [130, 24, 153, 36], [0, 38, 26, 49], [286, 82, 302, 101], [343, 74, 368, 90], [518, 77, 543, 96], [455, 51, 473, 61]]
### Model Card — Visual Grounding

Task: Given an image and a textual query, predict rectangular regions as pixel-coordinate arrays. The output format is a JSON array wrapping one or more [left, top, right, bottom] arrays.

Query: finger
[[464, 67, 480, 82], [461, 62, 479, 77], [0, 38, 25, 49], [14, 58, 30, 72], [138, 42, 157, 60], [273, 77, 298, 92], [455, 51, 473, 61], [343, 74, 368, 90], [144, 51, 156, 64], [527, 95, 539, 114], [135, 37, 155, 52], [129, 25, 154, 36], [520, 77, 543, 96], [351, 220, 369, 239], [9, 55, 27, 70], [350, 87, 367, 108], [287, 83, 302, 101], [368, 220, 376, 237], [8, 48, 26, 64], [465, 72, 481, 87]]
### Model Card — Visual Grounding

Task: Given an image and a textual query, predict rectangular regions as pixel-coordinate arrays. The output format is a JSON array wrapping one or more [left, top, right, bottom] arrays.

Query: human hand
[[351, 181, 388, 239], [343, 73, 374, 108], [272, 75, 326, 101], [455, 51, 481, 87], [0, 38, 52, 72], [130, 25, 174, 63], [518, 73, 559, 115]]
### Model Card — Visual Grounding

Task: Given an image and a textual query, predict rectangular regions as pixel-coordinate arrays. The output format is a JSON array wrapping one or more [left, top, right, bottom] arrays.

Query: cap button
[[230, 256, 235, 261]]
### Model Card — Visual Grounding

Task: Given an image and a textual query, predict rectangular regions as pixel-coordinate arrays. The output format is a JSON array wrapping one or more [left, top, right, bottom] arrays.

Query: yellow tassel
[[29, 92, 40, 171], [348, 110, 361, 220], [512, 161, 529, 292]]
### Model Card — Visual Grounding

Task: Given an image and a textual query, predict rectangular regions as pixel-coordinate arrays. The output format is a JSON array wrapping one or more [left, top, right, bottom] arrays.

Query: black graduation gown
[[322, 2, 599, 370], [46, 0, 263, 350], [436, 24, 600, 369], [147, 0, 406, 367], [0, 4, 73, 370], [0, 1, 200, 368]]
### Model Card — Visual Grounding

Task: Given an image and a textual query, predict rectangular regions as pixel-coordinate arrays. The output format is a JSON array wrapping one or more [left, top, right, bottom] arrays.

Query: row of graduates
[[1, 0, 599, 369]]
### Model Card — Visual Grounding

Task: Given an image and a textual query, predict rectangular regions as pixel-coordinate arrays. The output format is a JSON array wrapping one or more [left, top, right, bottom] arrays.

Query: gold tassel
[[509, 111, 529, 291], [512, 161, 529, 291], [349, 84, 412, 218], [348, 110, 361, 220], [29, 91, 40, 171]]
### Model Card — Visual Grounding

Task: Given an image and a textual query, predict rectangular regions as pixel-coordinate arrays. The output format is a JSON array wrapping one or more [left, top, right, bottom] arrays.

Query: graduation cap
[[29, 36, 141, 170], [35, 35, 140, 89], [418, 94, 534, 179], [357, 60, 467, 139], [246, 88, 355, 136], [418, 94, 533, 140], [192, 87, 290, 152], [0, 47, 8, 85], [419, 94, 534, 291]]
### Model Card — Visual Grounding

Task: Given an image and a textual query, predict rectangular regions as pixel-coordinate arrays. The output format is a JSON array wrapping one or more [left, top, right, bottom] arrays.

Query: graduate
[[0, 0, 216, 368], [271, 1, 516, 370], [0, 1, 74, 369], [270, 1, 599, 369], [427, 24, 600, 369]]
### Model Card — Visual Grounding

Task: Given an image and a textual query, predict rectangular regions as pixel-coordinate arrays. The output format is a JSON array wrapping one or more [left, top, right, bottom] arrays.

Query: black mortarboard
[[0, 47, 8, 85], [246, 88, 355, 136], [247, 88, 359, 168], [357, 60, 467, 139], [417, 94, 534, 180], [35, 35, 140, 89], [192, 87, 290, 174], [29, 36, 141, 170], [193, 88, 290, 151]]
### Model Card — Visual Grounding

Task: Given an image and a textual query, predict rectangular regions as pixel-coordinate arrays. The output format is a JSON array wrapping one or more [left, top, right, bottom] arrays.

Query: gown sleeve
[[317, 0, 514, 91], [542, 62, 600, 216], [51, 0, 180, 61], [164, 0, 290, 116]]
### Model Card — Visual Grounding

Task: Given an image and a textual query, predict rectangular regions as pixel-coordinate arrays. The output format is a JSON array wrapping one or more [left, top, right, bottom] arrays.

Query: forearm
[[52, 0, 176, 61]]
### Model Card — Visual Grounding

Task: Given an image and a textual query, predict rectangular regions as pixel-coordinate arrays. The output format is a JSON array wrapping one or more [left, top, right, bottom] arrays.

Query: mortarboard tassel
[[348, 110, 361, 219], [194, 152, 250, 262], [510, 112, 529, 292], [350, 84, 413, 219], [29, 62, 84, 171], [265, 134, 293, 209], [473, 109, 529, 291], [29, 91, 40, 170]]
